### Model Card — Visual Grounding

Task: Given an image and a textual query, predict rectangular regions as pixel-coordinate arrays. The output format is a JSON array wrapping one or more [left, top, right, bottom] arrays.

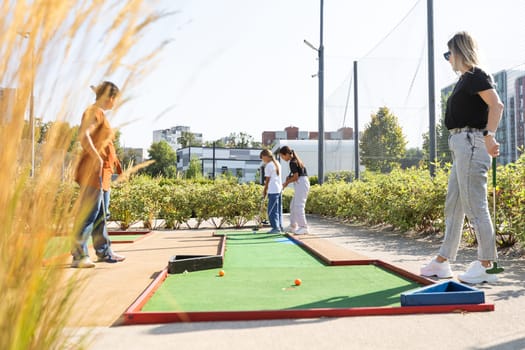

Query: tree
[[143, 140, 177, 177], [179, 131, 201, 148], [185, 156, 203, 179], [204, 133, 260, 149], [225, 132, 255, 148], [401, 147, 424, 169], [251, 140, 262, 148], [204, 139, 226, 148], [360, 106, 407, 173], [37, 120, 51, 144], [113, 130, 124, 160]]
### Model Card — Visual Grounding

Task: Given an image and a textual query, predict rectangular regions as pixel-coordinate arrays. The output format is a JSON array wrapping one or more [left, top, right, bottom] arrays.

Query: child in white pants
[[279, 146, 310, 234]]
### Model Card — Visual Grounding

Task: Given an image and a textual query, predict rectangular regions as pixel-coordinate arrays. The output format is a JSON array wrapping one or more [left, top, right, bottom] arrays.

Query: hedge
[[106, 157, 525, 247]]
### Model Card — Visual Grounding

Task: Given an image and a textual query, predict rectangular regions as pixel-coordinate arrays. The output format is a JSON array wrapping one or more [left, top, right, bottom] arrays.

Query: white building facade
[[271, 139, 358, 182], [177, 146, 263, 183], [153, 125, 203, 150]]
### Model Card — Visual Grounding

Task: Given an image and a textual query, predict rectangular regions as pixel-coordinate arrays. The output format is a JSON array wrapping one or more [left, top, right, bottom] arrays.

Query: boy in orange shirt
[[71, 81, 125, 268]]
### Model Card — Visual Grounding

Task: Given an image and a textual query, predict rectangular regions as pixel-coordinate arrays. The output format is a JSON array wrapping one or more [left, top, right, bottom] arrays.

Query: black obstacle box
[[168, 254, 223, 274]]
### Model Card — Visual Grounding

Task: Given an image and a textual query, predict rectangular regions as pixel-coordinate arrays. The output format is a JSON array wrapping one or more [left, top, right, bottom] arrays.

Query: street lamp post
[[304, 0, 324, 184]]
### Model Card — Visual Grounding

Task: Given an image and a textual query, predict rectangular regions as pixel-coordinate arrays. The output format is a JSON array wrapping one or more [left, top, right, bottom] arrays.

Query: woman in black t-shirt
[[279, 146, 310, 235], [420, 32, 504, 284]]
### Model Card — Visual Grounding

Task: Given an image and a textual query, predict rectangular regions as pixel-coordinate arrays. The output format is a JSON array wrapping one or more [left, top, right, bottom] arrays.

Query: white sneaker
[[284, 225, 297, 233], [97, 252, 126, 263], [71, 257, 95, 268], [294, 227, 309, 235], [420, 257, 453, 278], [458, 261, 498, 284]]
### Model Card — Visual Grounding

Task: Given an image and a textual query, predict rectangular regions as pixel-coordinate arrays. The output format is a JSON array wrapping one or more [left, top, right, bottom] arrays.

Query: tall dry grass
[[0, 1, 171, 349]]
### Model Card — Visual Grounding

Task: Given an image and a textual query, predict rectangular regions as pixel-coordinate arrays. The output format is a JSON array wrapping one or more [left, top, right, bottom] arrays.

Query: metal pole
[[318, 0, 325, 185], [427, 0, 436, 177], [353, 61, 359, 180], [212, 141, 216, 180]]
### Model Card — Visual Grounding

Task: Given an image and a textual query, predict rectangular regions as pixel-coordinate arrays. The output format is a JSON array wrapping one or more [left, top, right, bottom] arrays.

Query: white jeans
[[289, 176, 310, 229], [439, 130, 497, 261]]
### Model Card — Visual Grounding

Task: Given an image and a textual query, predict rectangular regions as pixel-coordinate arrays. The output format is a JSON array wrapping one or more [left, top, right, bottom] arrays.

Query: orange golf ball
[[294, 278, 302, 286], [218, 270, 225, 277]]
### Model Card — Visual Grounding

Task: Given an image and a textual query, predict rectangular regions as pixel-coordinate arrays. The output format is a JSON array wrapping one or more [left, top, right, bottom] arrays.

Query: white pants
[[289, 176, 310, 229]]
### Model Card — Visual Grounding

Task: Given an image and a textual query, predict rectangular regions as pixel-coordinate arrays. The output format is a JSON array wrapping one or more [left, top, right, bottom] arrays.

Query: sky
[[29, 0, 525, 150], [116, 0, 424, 149]]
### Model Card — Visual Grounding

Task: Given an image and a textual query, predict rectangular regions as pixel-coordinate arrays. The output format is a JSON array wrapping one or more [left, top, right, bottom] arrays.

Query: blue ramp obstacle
[[401, 280, 485, 306]]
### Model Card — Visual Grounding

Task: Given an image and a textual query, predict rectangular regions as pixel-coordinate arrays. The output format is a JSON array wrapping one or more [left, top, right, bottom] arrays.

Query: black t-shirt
[[445, 67, 494, 130], [289, 158, 307, 177]]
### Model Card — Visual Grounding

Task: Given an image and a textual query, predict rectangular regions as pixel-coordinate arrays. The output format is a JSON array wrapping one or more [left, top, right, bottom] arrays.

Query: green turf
[[43, 233, 142, 259], [108, 234, 143, 242], [142, 232, 421, 312], [44, 236, 70, 259]]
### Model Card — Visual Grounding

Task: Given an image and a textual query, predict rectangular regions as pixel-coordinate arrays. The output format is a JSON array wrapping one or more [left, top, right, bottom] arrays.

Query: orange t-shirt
[[75, 105, 120, 191]]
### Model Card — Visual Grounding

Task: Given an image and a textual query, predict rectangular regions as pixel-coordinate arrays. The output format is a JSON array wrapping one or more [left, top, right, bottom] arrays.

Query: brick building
[[262, 126, 354, 146]]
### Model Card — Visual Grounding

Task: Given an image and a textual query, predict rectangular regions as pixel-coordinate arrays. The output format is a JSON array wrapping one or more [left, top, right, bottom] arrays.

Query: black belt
[[449, 127, 483, 135]]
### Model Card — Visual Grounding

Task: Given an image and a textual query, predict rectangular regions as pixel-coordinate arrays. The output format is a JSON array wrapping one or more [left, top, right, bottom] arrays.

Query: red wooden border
[[122, 232, 494, 325], [108, 230, 152, 235], [123, 303, 494, 325], [125, 268, 169, 314]]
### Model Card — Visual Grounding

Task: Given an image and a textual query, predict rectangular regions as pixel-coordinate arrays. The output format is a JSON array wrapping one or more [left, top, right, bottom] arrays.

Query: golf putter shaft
[[487, 157, 504, 274]]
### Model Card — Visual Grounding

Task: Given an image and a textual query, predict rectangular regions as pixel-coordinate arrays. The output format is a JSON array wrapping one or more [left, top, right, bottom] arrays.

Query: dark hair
[[91, 81, 119, 101], [278, 145, 305, 169], [260, 149, 280, 176]]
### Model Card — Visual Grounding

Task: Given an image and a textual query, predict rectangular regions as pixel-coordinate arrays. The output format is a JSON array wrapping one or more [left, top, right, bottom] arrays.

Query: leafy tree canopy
[[143, 140, 177, 178], [360, 106, 407, 173]]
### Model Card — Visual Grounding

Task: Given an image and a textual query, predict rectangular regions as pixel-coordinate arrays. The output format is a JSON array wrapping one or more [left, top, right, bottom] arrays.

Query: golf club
[[486, 158, 504, 274]]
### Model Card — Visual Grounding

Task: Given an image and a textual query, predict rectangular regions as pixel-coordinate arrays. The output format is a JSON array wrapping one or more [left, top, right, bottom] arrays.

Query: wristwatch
[[483, 130, 496, 137]]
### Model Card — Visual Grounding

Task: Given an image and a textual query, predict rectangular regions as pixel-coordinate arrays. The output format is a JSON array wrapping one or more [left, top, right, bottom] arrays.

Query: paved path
[[77, 215, 525, 350], [66, 230, 221, 327]]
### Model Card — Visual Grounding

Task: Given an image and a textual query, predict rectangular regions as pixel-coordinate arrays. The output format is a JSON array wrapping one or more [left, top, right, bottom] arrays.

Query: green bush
[[306, 159, 524, 247], [325, 171, 355, 183], [106, 157, 525, 249], [307, 168, 448, 232], [158, 184, 192, 229], [130, 175, 166, 229], [111, 176, 265, 229], [493, 156, 525, 246], [110, 181, 142, 229], [220, 182, 261, 228]]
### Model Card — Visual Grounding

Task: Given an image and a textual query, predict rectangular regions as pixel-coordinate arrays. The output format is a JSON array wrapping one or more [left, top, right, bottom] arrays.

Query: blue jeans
[[267, 193, 283, 232], [103, 189, 111, 220], [72, 186, 112, 260], [439, 131, 497, 261]]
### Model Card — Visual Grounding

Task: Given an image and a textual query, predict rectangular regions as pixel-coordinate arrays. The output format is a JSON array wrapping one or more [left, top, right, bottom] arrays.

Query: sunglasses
[[443, 51, 451, 61]]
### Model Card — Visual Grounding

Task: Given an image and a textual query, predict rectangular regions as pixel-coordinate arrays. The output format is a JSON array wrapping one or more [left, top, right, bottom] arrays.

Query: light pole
[[303, 0, 324, 184], [18, 31, 35, 177], [427, 0, 436, 178]]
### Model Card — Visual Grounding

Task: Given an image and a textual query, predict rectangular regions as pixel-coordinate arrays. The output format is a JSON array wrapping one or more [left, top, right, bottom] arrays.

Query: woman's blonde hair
[[260, 149, 280, 176], [447, 31, 480, 69]]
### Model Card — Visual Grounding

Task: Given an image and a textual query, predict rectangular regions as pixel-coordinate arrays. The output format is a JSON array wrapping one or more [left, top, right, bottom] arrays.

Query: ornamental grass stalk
[[0, 1, 170, 348]]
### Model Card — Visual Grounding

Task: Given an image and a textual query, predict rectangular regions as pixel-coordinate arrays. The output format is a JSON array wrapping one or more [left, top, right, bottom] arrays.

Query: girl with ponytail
[[279, 146, 310, 234]]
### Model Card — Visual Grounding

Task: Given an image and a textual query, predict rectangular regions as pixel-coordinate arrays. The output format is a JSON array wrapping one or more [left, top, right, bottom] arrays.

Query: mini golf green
[[109, 234, 144, 242], [142, 232, 421, 312]]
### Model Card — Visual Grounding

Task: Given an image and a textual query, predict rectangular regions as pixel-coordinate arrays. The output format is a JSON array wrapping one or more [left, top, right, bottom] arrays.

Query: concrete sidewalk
[[82, 215, 525, 350]]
